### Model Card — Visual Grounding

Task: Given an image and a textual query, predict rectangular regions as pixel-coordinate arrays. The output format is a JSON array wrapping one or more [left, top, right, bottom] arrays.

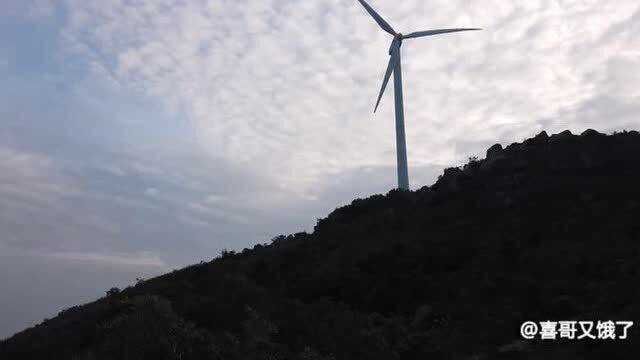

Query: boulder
[[535, 130, 549, 139], [581, 128, 604, 137], [486, 144, 503, 160]]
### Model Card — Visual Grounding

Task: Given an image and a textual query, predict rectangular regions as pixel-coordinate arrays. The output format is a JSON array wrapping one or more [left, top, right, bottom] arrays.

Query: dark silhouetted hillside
[[3, 129, 640, 359]]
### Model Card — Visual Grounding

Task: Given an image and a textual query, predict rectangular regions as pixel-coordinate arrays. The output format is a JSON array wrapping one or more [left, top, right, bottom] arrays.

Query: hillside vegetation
[[2, 129, 640, 359]]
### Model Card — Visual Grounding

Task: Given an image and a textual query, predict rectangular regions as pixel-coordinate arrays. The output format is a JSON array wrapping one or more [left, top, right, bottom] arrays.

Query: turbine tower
[[356, 0, 480, 190]]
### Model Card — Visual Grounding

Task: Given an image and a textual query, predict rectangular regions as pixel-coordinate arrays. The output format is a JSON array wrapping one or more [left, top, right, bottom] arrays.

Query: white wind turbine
[[357, 0, 480, 190]]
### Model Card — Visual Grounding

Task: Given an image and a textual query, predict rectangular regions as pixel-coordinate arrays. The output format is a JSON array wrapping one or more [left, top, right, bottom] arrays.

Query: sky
[[1, 0, 639, 339]]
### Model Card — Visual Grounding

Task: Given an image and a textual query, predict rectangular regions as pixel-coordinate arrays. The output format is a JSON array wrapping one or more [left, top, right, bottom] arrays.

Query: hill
[[2, 129, 640, 359]]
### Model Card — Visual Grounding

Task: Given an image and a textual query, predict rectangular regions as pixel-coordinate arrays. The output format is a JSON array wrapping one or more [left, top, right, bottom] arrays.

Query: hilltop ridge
[[3, 129, 640, 359]]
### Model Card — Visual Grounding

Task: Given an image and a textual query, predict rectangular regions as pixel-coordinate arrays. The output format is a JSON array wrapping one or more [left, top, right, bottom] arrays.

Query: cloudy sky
[[1, 0, 639, 338]]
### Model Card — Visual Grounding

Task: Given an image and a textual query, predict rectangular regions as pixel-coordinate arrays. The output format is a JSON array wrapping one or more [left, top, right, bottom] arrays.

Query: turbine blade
[[374, 47, 399, 113], [404, 28, 482, 39], [356, 0, 396, 36]]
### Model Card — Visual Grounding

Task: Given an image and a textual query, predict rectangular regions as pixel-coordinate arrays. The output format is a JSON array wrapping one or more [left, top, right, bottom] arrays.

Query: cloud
[[0, 247, 165, 340], [4, 0, 640, 340], [58, 0, 640, 197], [44, 251, 165, 268], [2, 0, 56, 20], [0, 140, 295, 260], [144, 187, 159, 197], [0, 146, 71, 198]]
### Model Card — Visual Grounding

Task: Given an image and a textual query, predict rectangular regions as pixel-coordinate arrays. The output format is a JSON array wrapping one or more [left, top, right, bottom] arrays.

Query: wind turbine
[[356, 0, 480, 190]]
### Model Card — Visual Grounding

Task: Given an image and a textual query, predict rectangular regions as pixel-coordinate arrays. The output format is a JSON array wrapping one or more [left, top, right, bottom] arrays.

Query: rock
[[551, 129, 573, 140], [581, 129, 603, 137], [505, 142, 522, 151], [443, 167, 462, 176], [486, 144, 503, 160], [525, 131, 549, 146], [535, 130, 549, 139]]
